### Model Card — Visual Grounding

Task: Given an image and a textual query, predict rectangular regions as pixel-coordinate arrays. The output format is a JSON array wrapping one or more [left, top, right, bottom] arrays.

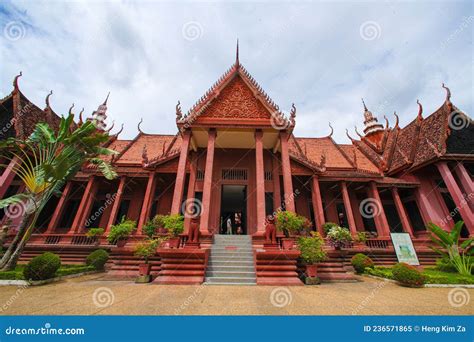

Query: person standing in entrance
[[226, 216, 233, 235]]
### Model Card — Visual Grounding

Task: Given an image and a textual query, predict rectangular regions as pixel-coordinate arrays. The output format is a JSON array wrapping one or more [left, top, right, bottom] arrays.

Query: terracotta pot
[[158, 227, 168, 234], [116, 239, 127, 248], [168, 237, 180, 248], [138, 263, 151, 276], [306, 264, 318, 277], [281, 238, 294, 250]]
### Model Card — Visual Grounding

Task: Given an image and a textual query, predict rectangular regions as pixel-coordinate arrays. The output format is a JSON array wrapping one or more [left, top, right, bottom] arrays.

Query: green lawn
[[0, 265, 95, 281], [365, 266, 474, 285]]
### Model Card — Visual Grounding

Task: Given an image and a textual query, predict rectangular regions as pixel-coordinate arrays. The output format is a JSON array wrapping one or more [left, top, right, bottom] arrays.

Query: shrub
[[351, 253, 374, 274], [143, 220, 156, 238], [326, 226, 352, 249], [275, 211, 305, 237], [134, 239, 159, 264], [107, 217, 136, 244], [354, 231, 368, 243], [86, 249, 109, 270], [23, 252, 61, 281], [392, 262, 425, 287], [163, 214, 184, 237], [86, 228, 104, 238], [321, 222, 338, 235], [297, 232, 327, 264]]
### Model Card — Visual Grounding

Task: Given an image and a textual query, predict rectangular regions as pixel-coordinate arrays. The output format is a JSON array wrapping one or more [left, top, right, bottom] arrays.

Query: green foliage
[[321, 222, 338, 235], [134, 239, 158, 263], [366, 266, 474, 285], [392, 263, 425, 287], [0, 265, 94, 280], [351, 253, 374, 274], [23, 252, 61, 281], [354, 232, 368, 243], [275, 211, 306, 237], [427, 221, 473, 276], [143, 214, 167, 238], [163, 214, 184, 237], [365, 266, 394, 279], [436, 257, 458, 273], [326, 226, 352, 248], [297, 232, 327, 264], [86, 249, 109, 270], [107, 217, 136, 244], [85, 228, 104, 238]]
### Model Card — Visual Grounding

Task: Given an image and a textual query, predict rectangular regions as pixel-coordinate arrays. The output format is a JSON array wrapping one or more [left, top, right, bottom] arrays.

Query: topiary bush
[[351, 253, 374, 274], [23, 252, 61, 281], [392, 262, 425, 287], [86, 249, 109, 270]]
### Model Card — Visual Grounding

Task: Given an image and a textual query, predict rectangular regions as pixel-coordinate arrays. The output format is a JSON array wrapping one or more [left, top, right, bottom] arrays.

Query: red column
[[200, 129, 216, 233], [0, 157, 19, 199], [170, 130, 191, 214], [349, 191, 365, 231], [369, 182, 391, 237], [106, 176, 126, 233], [255, 130, 266, 233], [69, 176, 96, 234], [272, 153, 281, 212], [184, 153, 197, 234], [341, 181, 357, 235], [45, 181, 73, 233], [437, 162, 474, 234], [391, 187, 415, 238], [137, 172, 157, 235], [311, 176, 325, 235], [280, 131, 295, 212], [453, 163, 474, 211]]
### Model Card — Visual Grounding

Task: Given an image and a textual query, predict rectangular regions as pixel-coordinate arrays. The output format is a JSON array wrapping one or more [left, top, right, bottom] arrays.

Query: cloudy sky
[[1, 0, 472, 142]]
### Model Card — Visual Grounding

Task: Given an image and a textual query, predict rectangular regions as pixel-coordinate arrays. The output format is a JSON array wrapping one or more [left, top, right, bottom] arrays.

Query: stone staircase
[[205, 235, 256, 285]]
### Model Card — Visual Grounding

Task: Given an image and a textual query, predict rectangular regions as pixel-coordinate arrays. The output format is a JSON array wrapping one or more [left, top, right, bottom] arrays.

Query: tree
[[0, 115, 117, 270]]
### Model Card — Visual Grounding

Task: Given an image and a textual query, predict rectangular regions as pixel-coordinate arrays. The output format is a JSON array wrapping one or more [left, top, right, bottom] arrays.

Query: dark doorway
[[220, 185, 247, 235]]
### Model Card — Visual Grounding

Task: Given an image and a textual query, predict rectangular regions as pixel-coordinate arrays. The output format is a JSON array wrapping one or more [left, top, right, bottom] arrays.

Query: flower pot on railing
[[138, 263, 151, 276], [306, 264, 318, 277]]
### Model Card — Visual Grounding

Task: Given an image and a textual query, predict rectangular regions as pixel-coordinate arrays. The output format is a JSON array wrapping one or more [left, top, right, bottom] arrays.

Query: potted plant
[[134, 239, 158, 278], [321, 222, 338, 236], [153, 215, 168, 234], [163, 214, 184, 248], [275, 211, 305, 249], [85, 228, 104, 245], [326, 226, 352, 250], [107, 217, 136, 247], [353, 231, 367, 247], [297, 232, 327, 278]]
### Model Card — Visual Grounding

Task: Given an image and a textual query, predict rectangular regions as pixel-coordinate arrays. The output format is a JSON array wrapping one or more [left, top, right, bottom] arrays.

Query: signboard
[[390, 233, 419, 265]]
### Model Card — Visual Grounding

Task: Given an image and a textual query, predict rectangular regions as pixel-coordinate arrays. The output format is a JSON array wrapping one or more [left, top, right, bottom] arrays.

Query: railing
[[71, 235, 99, 245], [365, 238, 391, 249], [45, 235, 62, 245]]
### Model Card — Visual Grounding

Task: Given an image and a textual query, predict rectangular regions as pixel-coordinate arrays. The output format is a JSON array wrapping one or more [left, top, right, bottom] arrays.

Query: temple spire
[[362, 98, 368, 112], [103, 92, 110, 105], [235, 39, 239, 66]]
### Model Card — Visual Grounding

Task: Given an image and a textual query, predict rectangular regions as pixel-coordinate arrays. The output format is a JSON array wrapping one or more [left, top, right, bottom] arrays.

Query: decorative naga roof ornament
[[289, 103, 296, 125], [383, 115, 389, 129], [137, 118, 145, 134], [345, 128, 355, 141], [115, 123, 124, 137], [393, 111, 400, 129], [45, 90, 53, 110], [78, 108, 84, 125], [442, 83, 453, 111], [176, 101, 183, 121], [68, 103, 75, 116], [105, 120, 115, 133], [91, 92, 109, 130], [361, 98, 384, 135], [416, 99, 423, 122], [326, 122, 334, 138], [354, 126, 363, 139], [13, 71, 22, 93]]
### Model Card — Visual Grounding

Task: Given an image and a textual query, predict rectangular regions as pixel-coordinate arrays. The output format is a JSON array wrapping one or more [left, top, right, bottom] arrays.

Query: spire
[[103, 92, 110, 105], [235, 39, 239, 66], [91, 93, 109, 130], [360, 98, 383, 136], [362, 98, 368, 112]]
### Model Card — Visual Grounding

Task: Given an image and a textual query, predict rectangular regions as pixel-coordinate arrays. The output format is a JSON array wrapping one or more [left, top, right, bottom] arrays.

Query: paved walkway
[[0, 274, 471, 315]]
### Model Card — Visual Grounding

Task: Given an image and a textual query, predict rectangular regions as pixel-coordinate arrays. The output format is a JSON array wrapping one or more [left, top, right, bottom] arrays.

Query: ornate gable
[[194, 75, 273, 124]]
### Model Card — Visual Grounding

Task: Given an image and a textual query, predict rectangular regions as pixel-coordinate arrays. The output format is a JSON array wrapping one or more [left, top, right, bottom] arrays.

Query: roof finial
[[394, 111, 399, 128], [78, 108, 84, 125], [346, 129, 355, 141], [236, 39, 239, 66], [137, 118, 144, 134], [13, 71, 22, 92], [45, 90, 53, 109], [383, 115, 389, 129], [442, 83, 451, 102], [114, 123, 124, 137], [176, 101, 183, 121], [68, 103, 75, 116], [417, 99, 423, 120], [354, 126, 363, 139], [327, 122, 334, 138], [362, 98, 368, 111], [103, 92, 110, 106], [106, 120, 115, 133], [290, 103, 296, 124]]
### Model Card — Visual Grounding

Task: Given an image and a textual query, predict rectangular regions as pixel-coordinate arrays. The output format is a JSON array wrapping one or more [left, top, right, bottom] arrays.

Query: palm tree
[[0, 115, 117, 270]]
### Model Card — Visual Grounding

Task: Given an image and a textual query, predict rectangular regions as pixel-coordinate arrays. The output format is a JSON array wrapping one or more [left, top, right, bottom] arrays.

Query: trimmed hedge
[[392, 262, 425, 287], [86, 249, 109, 270], [351, 253, 374, 274], [23, 252, 61, 281]]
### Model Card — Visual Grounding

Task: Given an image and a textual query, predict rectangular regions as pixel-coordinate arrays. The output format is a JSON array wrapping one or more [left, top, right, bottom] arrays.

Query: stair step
[[207, 266, 255, 272], [206, 271, 256, 277], [209, 261, 255, 266], [205, 276, 256, 284]]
